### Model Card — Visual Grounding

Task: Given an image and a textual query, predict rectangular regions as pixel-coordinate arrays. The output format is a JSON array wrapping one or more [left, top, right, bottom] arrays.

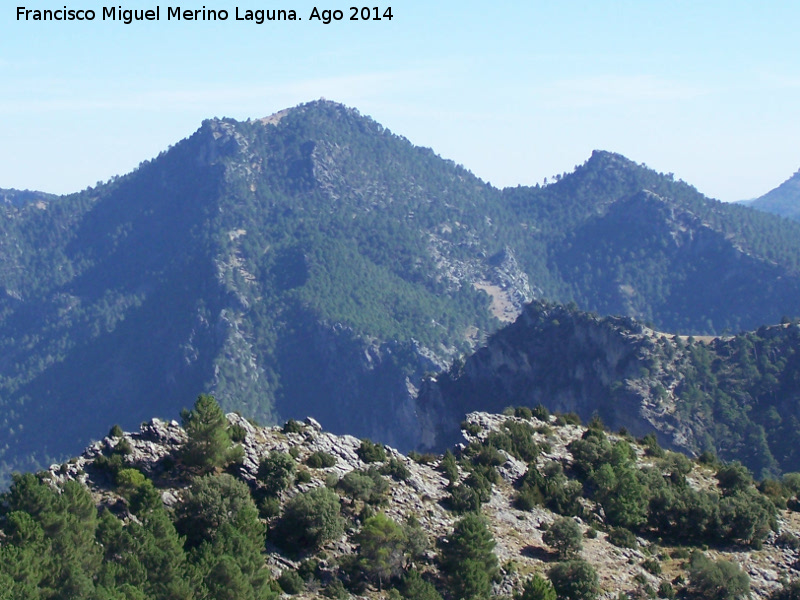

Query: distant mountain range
[[3, 100, 800, 480], [745, 169, 800, 221]]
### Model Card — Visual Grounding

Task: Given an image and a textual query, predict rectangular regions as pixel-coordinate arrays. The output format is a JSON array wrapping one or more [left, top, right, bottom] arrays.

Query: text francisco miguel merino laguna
[[16, 6, 303, 24]]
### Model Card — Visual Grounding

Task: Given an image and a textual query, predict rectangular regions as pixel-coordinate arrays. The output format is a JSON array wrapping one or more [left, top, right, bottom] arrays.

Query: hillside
[[749, 169, 800, 221], [417, 301, 800, 478], [4, 399, 800, 600], [4, 100, 800, 479]]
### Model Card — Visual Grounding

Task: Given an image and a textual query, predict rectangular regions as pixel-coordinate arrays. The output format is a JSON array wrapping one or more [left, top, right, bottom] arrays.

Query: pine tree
[[181, 394, 234, 472]]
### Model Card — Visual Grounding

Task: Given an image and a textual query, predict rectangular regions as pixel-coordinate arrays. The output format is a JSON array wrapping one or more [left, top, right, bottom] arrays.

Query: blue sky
[[2, 1, 799, 201]]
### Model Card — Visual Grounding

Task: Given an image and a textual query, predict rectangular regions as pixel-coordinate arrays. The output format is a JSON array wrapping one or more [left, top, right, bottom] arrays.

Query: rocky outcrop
[[43, 410, 800, 600]]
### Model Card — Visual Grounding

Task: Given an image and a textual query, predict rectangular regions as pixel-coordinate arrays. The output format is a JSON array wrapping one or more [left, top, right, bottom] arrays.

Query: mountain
[[3, 402, 797, 599], [417, 300, 800, 477], [4, 100, 800, 480], [749, 169, 800, 220]]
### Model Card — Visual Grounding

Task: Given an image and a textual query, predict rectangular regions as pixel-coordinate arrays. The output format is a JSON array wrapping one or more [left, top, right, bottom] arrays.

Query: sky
[[2, 1, 799, 202]]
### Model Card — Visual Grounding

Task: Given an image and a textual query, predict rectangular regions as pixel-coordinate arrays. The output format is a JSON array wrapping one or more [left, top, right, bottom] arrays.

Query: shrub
[[295, 469, 312, 484], [688, 552, 750, 600], [607, 527, 638, 548], [440, 450, 459, 484], [401, 570, 443, 600], [543, 517, 583, 559], [777, 531, 800, 550], [338, 468, 388, 504], [229, 423, 247, 443], [408, 451, 437, 464], [716, 462, 753, 494], [642, 558, 662, 575], [174, 473, 263, 550], [517, 574, 556, 600], [275, 487, 344, 552], [283, 419, 304, 434], [306, 451, 337, 469], [278, 569, 305, 594], [448, 483, 482, 513], [769, 579, 800, 600], [380, 458, 410, 481], [532, 404, 551, 421], [108, 424, 124, 438], [658, 582, 676, 599], [257, 451, 296, 496], [548, 559, 599, 600], [515, 406, 534, 420], [357, 439, 386, 463], [355, 513, 408, 589]]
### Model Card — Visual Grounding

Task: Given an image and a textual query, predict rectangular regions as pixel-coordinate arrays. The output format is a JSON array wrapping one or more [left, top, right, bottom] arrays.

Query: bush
[[607, 527, 638, 548], [354, 513, 408, 589], [515, 406, 534, 420], [440, 450, 459, 485], [380, 458, 410, 481], [642, 558, 662, 575], [283, 419, 304, 434], [229, 423, 247, 443], [688, 552, 750, 600], [108, 424, 124, 438], [174, 473, 263, 550], [532, 404, 551, 421], [357, 439, 386, 463], [338, 468, 388, 504], [306, 451, 337, 469], [543, 517, 583, 559], [448, 483, 482, 513], [278, 569, 305, 594], [408, 451, 437, 464], [274, 487, 344, 553], [777, 531, 800, 550], [517, 574, 556, 600], [716, 462, 753, 494], [658, 582, 676, 599], [548, 559, 599, 600], [257, 451, 296, 496], [401, 570, 443, 600]]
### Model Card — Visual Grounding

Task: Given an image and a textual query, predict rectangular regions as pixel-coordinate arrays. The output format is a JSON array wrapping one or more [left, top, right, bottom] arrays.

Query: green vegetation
[[427, 300, 800, 476], [517, 574, 557, 600], [439, 513, 498, 600], [180, 395, 240, 473], [688, 552, 750, 600], [273, 487, 344, 553], [547, 559, 599, 600], [6, 101, 800, 484], [257, 451, 296, 496], [543, 517, 583, 559]]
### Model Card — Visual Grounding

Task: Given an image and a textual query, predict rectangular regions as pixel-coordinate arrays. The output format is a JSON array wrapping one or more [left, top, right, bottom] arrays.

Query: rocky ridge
[[45, 410, 800, 599]]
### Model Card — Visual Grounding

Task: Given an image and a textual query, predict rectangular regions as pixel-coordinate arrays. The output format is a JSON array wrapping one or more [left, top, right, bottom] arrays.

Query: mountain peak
[[750, 167, 800, 220]]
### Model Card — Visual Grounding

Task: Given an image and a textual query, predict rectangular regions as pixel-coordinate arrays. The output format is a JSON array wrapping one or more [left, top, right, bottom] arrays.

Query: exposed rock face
[[415, 302, 690, 455], [44, 411, 800, 600]]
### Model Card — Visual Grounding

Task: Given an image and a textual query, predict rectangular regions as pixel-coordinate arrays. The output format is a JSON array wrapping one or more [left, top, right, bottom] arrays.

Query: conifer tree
[[181, 394, 234, 472]]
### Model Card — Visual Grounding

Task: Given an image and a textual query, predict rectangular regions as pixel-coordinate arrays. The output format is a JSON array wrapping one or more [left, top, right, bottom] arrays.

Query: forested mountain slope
[[749, 169, 800, 221], [417, 301, 800, 477], [3, 100, 800, 480]]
